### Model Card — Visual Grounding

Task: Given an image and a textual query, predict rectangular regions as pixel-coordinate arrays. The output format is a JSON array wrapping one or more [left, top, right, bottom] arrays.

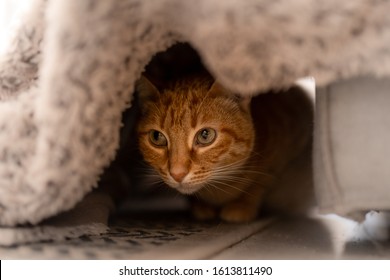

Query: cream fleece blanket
[[0, 0, 390, 244]]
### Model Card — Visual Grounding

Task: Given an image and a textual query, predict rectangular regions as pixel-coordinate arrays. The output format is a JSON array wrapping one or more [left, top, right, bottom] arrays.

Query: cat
[[136, 74, 314, 223]]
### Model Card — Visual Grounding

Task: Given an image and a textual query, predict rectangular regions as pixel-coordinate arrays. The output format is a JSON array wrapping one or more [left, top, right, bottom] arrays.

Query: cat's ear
[[208, 81, 231, 98], [136, 75, 160, 104], [208, 81, 252, 112]]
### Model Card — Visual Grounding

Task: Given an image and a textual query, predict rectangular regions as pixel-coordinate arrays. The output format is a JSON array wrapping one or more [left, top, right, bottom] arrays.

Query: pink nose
[[170, 168, 188, 183]]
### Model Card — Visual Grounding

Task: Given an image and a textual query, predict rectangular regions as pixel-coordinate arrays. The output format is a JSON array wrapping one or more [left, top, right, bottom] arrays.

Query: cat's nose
[[170, 167, 188, 183]]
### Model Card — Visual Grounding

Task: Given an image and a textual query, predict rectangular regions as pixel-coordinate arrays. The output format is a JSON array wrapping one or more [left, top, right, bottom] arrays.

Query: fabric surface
[[0, 191, 113, 246], [0, 0, 390, 244], [0, 212, 274, 259], [314, 77, 390, 218]]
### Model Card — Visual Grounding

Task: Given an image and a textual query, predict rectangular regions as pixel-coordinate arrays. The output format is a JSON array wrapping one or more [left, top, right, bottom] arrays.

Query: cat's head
[[136, 76, 255, 195]]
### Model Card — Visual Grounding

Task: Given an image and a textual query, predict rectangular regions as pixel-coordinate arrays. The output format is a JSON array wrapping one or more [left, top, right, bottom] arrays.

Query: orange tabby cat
[[136, 75, 313, 222]]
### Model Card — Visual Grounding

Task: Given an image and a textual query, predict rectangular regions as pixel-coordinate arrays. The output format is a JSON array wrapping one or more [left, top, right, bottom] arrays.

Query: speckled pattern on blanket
[[0, 0, 390, 238]]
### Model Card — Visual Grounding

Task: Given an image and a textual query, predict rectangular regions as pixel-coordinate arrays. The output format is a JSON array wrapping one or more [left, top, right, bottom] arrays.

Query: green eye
[[149, 130, 167, 147], [195, 128, 217, 146]]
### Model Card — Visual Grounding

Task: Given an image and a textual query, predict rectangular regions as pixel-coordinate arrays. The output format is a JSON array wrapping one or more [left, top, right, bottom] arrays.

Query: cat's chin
[[168, 183, 204, 195]]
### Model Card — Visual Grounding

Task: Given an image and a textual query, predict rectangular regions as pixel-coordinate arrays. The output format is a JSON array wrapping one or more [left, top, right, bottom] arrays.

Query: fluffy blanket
[[1, 0, 390, 245]]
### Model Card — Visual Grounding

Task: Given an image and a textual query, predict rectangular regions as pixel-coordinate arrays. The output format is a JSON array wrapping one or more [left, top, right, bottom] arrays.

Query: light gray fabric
[[314, 76, 390, 217], [0, 191, 112, 246], [0, 0, 390, 232]]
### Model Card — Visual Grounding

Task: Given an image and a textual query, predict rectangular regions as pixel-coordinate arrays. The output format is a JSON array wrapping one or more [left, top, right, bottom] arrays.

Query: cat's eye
[[149, 130, 167, 147], [195, 128, 217, 146]]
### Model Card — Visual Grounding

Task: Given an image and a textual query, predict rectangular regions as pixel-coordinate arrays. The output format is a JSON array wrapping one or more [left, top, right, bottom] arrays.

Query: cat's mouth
[[168, 182, 204, 195]]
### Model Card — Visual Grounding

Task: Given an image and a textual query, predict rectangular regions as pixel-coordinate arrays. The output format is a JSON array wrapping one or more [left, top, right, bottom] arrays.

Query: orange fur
[[136, 75, 313, 222]]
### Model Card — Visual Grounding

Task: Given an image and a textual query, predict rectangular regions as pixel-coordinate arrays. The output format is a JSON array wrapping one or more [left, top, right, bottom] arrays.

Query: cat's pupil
[[153, 131, 161, 141], [201, 129, 209, 139]]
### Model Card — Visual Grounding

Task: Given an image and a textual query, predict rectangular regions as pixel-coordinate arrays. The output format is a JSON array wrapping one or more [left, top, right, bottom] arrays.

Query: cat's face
[[136, 76, 254, 195]]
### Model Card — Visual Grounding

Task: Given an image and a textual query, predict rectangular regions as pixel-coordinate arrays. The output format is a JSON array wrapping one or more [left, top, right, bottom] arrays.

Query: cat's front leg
[[220, 201, 258, 223], [220, 185, 266, 223], [191, 199, 218, 221]]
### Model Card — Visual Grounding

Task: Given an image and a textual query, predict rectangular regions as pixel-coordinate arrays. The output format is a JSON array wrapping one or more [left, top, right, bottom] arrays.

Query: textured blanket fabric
[[0, 0, 390, 233]]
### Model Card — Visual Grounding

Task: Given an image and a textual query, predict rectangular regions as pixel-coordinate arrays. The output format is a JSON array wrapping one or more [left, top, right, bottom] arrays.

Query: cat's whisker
[[212, 169, 271, 180], [135, 165, 164, 178], [212, 176, 254, 185], [210, 171, 254, 181], [206, 181, 235, 196], [203, 184, 215, 196], [208, 178, 253, 197], [237, 170, 273, 178], [218, 157, 250, 168], [145, 177, 166, 188], [249, 150, 265, 158], [216, 158, 257, 171], [151, 182, 168, 192], [213, 164, 273, 178]]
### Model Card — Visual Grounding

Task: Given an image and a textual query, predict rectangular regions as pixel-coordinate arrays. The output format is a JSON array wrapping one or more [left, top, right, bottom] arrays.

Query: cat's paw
[[191, 202, 217, 221], [220, 203, 258, 223]]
